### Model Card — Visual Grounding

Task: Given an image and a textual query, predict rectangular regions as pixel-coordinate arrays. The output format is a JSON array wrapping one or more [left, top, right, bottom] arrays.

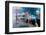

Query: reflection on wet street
[[13, 18, 38, 28]]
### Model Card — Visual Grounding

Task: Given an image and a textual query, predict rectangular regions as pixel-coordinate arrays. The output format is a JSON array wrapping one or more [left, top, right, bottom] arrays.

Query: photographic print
[[5, 1, 45, 34], [13, 7, 40, 28]]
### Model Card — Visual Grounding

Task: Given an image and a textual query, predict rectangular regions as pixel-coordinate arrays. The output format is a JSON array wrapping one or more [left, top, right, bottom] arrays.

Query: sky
[[12, 7, 40, 16]]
